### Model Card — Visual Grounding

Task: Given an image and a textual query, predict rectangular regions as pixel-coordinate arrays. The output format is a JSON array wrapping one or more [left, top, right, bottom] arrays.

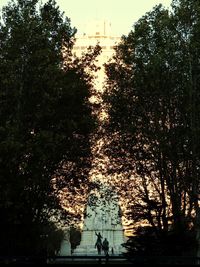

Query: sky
[[0, 0, 173, 36]]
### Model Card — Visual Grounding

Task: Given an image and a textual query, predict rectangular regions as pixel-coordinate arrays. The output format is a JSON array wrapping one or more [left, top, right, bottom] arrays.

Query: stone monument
[[74, 185, 126, 255]]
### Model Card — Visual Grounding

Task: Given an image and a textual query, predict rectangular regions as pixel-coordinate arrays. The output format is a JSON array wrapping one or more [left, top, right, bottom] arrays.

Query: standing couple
[[95, 232, 109, 255]]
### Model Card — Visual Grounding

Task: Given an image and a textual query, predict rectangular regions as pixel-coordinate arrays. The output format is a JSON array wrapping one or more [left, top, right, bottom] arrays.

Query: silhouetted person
[[102, 238, 109, 256]]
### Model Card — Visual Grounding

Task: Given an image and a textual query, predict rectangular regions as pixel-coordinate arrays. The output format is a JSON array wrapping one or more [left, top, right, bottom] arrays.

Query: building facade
[[73, 19, 120, 91]]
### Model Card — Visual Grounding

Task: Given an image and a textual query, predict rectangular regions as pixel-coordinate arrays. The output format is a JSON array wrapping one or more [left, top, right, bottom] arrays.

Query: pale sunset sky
[[0, 0, 173, 36]]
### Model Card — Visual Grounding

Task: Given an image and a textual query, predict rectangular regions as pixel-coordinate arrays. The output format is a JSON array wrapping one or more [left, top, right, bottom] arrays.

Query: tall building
[[73, 19, 120, 91], [72, 20, 126, 256]]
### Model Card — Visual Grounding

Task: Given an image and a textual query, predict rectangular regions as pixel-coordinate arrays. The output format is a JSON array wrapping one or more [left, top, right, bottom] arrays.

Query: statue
[[95, 232, 102, 255]]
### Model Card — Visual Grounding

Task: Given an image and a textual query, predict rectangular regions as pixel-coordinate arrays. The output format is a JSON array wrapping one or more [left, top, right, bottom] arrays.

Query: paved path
[[50, 255, 132, 265]]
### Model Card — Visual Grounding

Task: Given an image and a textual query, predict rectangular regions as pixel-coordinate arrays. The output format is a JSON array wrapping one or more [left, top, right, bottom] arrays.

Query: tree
[[103, 1, 200, 257], [0, 0, 100, 257], [69, 226, 81, 251]]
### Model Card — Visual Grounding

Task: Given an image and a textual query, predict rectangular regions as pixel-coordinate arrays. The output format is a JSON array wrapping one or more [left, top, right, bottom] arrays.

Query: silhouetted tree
[[0, 0, 100, 257], [103, 0, 200, 257]]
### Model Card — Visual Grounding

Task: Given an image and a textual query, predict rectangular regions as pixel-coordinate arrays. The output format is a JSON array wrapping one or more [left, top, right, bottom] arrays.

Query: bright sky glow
[[0, 0, 173, 36]]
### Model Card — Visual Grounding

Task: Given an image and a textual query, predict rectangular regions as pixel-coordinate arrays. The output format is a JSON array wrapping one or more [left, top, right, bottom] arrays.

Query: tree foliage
[[0, 0, 99, 256], [103, 0, 200, 256]]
